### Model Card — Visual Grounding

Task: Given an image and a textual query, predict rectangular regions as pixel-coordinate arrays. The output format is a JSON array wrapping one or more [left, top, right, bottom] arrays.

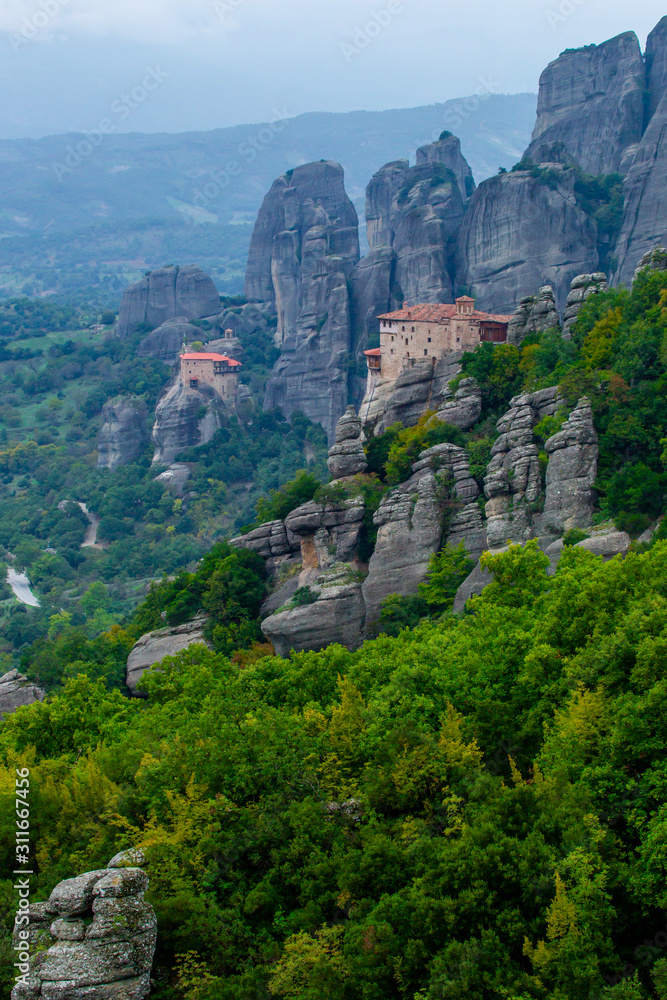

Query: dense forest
[[2, 266, 667, 997]]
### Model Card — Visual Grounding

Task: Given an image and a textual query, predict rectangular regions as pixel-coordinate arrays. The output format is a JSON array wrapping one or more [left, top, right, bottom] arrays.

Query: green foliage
[[563, 529, 589, 547], [379, 592, 430, 636], [419, 542, 473, 610], [291, 586, 319, 607], [254, 470, 323, 527], [368, 414, 464, 486], [456, 341, 523, 418]]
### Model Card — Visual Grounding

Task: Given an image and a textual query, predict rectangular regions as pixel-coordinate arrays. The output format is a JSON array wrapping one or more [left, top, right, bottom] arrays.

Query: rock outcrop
[[136, 317, 204, 364], [97, 396, 150, 471], [455, 164, 599, 314], [435, 377, 482, 430], [541, 397, 598, 532], [327, 406, 368, 479], [646, 16, 667, 122], [0, 669, 45, 720], [526, 31, 645, 176], [415, 132, 475, 203], [360, 353, 464, 436], [126, 613, 210, 695], [12, 852, 156, 1000], [244, 161, 360, 442], [151, 381, 225, 465], [507, 286, 560, 345], [633, 247, 667, 281], [561, 273, 609, 339], [117, 265, 221, 338], [153, 463, 192, 497]]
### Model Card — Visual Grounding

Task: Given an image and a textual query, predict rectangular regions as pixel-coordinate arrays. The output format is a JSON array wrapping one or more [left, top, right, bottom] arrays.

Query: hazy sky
[[0, 0, 664, 138]]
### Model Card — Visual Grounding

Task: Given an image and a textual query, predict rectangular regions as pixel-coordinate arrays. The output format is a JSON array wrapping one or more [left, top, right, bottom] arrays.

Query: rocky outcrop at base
[[507, 286, 560, 346], [435, 377, 482, 430], [151, 381, 225, 465], [561, 273, 609, 339], [12, 851, 156, 1000], [633, 247, 667, 282], [0, 669, 45, 720], [97, 397, 150, 471], [327, 406, 368, 479], [262, 569, 366, 657], [117, 265, 221, 338], [360, 353, 464, 436], [126, 613, 210, 695]]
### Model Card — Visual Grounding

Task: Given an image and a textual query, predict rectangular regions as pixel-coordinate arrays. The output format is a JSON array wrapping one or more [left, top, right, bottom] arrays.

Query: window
[[424, 349, 428, 356], [402, 325, 406, 331], [456, 337, 460, 343], [390, 349, 394, 355], [411, 326, 415, 332], [391, 336, 394, 342], [189, 378, 199, 388], [405, 338, 409, 345], [428, 337, 432, 343]]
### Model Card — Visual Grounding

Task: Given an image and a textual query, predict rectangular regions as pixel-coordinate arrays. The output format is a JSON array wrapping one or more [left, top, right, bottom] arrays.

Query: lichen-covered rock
[[455, 165, 599, 314], [633, 247, 667, 282], [561, 273, 608, 339], [327, 406, 367, 479], [507, 286, 560, 345], [576, 531, 631, 560], [136, 317, 203, 364], [151, 380, 225, 465], [0, 669, 45, 721], [526, 31, 645, 176], [285, 496, 365, 568], [126, 614, 210, 695], [484, 396, 542, 549], [435, 377, 482, 430], [261, 572, 366, 656], [230, 520, 300, 579], [412, 441, 487, 561], [360, 353, 464, 436], [97, 397, 150, 471], [12, 855, 156, 1000], [540, 397, 598, 532], [117, 265, 221, 338]]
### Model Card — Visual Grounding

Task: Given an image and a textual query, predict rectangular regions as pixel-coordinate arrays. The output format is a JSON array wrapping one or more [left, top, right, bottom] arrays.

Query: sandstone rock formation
[[97, 396, 150, 471], [435, 377, 482, 430], [646, 16, 667, 122], [244, 161, 360, 442], [136, 317, 204, 364], [507, 286, 560, 345], [11, 853, 156, 1000], [455, 165, 599, 314], [118, 265, 221, 338], [415, 132, 475, 203], [540, 397, 598, 532], [153, 463, 192, 496], [562, 273, 609, 339], [261, 570, 366, 657], [0, 669, 45, 720], [526, 31, 645, 176], [633, 247, 667, 281], [327, 406, 368, 479], [360, 353, 463, 436], [126, 613, 210, 695], [231, 520, 301, 579], [151, 380, 225, 465]]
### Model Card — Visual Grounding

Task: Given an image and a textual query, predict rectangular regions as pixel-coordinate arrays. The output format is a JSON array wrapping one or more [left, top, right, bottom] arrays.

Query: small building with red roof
[[372, 296, 513, 381], [179, 352, 242, 401]]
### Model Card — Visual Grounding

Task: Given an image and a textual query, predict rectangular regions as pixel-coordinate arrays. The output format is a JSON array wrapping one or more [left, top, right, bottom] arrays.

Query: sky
[[0, 0, 665, 139]]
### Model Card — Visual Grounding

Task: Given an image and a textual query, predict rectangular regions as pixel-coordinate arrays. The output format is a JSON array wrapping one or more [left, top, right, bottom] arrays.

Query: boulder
[[261, 573, 366, 656], [435, 377, 482, 430], [12, 856, 156, 1000], [0, 669, 45, 720], [136, 317, 203, 364], [525, 31, 645, 175], [285, 496, 365, 567], [97, 397, 150, 471], [153, 463, 191, 497], [126, 614, 211, 695], [151, 380, 225, 465], [633, 247, 667, 282], [327, 406, 368, 479], [561, 273, 609, 340], [540, 397, 598, 533], [507, 286, 560, 346], [575, 531, 631, 560], [117, 265, 221, 338]]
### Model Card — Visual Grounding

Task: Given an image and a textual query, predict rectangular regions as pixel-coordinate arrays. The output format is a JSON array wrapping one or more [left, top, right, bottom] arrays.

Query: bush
[[254, 471, 322, 526], [292, 586, 319, 607]]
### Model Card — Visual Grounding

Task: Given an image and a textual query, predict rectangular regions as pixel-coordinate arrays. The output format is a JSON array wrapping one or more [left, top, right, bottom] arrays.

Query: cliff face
[[245, 161, 360, 443], [117, 265, 221, 338], [152, 380, 226, 465], [455, 165, 599, 313], [645, 16, 667, 123], [97, 396, 150, 470], [527, 32, 645, 175], [136, 317, 203, 364]]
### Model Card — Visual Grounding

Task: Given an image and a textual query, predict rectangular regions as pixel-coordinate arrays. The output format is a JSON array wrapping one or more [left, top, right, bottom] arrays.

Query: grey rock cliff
[[561, 273, 608, 339], [360, 353, 464, 436], [633, 247, 667, 281], [245, 161, 359, 442], [415, 133, 475, 203], [261, 570, 366, 657], [526, 31, 645, 175], [435, 377, 482, 431], [11, 854, 156, 1000], [0, 669, 45, 720], [126, 613, 210, 695], [646, 17, 667, 123], [540, 397, 598, 532], [327, 406, 368, 480], [507, 286, 560, 346], [455, 165, 599, 313], [97, 397, 150, 471], [117, 265, 221, 338], [136, 317, 203, 364], [151, 380, 225, 465]]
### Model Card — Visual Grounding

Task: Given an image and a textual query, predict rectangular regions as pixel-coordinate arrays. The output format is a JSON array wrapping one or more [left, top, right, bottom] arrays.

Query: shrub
[[292, 586, 319, 607]]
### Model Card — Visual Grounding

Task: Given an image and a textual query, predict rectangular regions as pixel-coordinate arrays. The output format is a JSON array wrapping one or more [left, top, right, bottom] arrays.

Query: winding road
[[77, 502, 102, 548], [7, 568, 40, 607]]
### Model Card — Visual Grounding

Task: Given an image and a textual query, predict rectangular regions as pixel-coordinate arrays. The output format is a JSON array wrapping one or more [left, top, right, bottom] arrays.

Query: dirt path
[[77, 503, 103, 549], [7, 568, 40, 607]]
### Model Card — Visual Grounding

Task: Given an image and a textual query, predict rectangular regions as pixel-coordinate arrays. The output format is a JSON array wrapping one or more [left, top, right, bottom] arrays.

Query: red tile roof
[[378, 304, 513, 324], [180, 353, 241, 365], [364, 348, 381, 356]]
